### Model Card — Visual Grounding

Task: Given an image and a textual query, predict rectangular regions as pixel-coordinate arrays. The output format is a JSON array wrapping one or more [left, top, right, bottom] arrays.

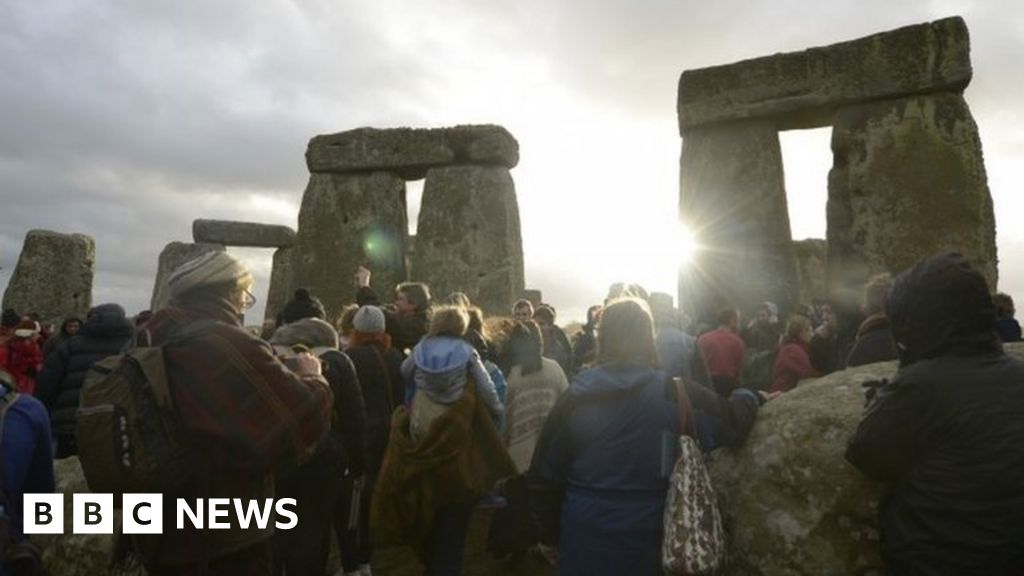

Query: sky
[[1, 0, 1022, 324]]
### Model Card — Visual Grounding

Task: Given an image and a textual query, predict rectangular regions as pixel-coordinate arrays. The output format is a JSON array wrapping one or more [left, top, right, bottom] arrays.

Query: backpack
[[1, 381, 48, 576], [76, 320, 215, 496]]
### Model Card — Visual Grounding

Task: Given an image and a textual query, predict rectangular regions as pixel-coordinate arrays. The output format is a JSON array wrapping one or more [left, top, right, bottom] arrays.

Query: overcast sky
[[1, 0, 1022, 324]]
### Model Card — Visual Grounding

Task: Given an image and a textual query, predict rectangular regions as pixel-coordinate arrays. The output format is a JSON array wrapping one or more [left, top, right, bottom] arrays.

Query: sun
[[674, 223, 699, 267]]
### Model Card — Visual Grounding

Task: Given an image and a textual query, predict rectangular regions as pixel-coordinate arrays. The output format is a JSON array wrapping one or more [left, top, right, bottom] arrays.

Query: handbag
[[662, 378, 726, 575]]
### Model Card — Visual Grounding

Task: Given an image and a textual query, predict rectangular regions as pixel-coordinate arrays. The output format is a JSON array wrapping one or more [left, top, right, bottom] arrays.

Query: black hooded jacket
[[846, 252, 1024, 575], [36, 304, 134, 436]]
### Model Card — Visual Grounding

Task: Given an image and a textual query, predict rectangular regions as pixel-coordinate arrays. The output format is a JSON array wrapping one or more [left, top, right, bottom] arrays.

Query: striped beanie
[[169, 251, 251, 300]]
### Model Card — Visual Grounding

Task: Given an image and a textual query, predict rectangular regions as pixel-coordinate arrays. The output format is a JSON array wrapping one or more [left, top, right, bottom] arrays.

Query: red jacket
[[698, 327, 746, 379], [770, 341, 821, 393], [5, 338, 43, 395]]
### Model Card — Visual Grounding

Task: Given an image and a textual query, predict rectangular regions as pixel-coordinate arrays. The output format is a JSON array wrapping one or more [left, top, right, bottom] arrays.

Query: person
[[338, 305, 405, 576], [742, 301, 782, 353], [511, 299, 534, 323], [846, 273, 899, 366], [697, 306, 746, 395], [809, 302, 842, 374], [132, 251, 333, 575], [354, 267, 431, 355], [571, 305, 601, 372], [336, 303, 360, 349], [269, 318, 367, 576], [652, 303, 711, 388], [527, 298, 766, 576], [488, 320, 568, 560], [41, 316, 82, 359], [846, 251, 1024, 575], [4, 320, 44, 395], [533, 304, 574, 377], [1, 367, 54, 575], [278, 287, 327, 326], [500, 320, 568, 473], [993, 292, 1022, 343], [35, 303, 134, 458], [374, 306, 515, 576], [401, 305, 503, 436], [768, 315, 821, 393]]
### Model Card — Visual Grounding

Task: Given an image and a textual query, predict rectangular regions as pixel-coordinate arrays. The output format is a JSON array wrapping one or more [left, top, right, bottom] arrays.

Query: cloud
[[1, 0, 1022, 324]]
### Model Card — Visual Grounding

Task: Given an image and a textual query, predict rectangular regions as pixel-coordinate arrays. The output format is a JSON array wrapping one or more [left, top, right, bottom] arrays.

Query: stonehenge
[[1, 230, 95, 322], [677, 16, 996, 322]]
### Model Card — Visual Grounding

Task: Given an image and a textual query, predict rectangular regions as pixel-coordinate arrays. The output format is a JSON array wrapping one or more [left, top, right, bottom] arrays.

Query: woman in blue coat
[[528, 297, 765, 576]]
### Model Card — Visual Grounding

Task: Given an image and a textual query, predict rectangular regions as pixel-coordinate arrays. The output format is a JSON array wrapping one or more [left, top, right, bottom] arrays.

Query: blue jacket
[[529, 365, 760, 576], [401, 336, 503, 420], [1, 384, 55, 542]]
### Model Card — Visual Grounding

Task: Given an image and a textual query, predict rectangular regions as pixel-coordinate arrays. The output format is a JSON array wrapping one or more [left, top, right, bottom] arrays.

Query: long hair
[[596, 298, 658, 368], [502, 320, 544, 376], [783, 314, 812, 344]]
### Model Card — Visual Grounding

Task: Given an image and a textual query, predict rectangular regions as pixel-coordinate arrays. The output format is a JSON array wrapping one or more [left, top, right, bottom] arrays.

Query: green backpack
[[76, 320, 214, 496]]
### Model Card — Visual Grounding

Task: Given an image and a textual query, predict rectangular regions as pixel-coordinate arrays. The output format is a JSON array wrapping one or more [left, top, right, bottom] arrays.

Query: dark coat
[[318, 350, 368, 477], [528, 365, 760, 576], [35, 304, 133, 436], [345, 341, 405, 475], [995, 317, 1022, 343], [354, 286, 428, 354], [845, 314, 898, 367], [846, 252, 1024, 575]]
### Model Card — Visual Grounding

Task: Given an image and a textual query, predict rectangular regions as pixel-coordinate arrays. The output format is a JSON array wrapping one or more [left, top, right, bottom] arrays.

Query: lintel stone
[[678, 17, 971, 131], [306, 124, 519, 178], [192, 219, 296, 248]]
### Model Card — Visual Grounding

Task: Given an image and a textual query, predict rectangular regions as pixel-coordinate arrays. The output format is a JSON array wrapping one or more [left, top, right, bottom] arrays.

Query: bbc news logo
[[23, 494, 298, 534]]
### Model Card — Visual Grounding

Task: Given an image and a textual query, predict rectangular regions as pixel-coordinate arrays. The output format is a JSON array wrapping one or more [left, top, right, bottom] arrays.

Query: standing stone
[[150, 242, 225, 311], [192, 219, 296, 248], [711, 342, 1024, 576], [2, 230, 94, 321], [522, 289, 543, 307], [792, 239, 828, 304], [679, 121, 799, 324], [828, 92, 997, 316], [294, 172, 407, 321], [412, 166, 525, 316], [265, 247, 295, 323]]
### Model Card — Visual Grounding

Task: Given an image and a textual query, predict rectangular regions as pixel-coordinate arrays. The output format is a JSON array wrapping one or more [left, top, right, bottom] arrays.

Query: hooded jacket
[[36, 304, 133, 438], [846, 252, 1024, 575], [400, 336, 503, 421]]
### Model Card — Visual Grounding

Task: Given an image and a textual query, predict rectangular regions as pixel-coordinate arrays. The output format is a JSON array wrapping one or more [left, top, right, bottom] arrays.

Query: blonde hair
[[336, 303, 359, 336], [428, 305, 468, 338], [596, 298, 658, 367], [784, 314, 813, 343]]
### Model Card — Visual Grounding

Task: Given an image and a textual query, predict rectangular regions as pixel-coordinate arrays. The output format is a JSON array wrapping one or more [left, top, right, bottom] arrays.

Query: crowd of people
[[1, 250, 1023, 576]]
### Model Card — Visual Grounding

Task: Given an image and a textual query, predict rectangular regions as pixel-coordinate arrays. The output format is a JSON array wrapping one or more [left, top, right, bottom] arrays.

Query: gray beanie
[[270, 317, 339, 350], [168, 252, 250, 300], [353, 305, 386, 334]]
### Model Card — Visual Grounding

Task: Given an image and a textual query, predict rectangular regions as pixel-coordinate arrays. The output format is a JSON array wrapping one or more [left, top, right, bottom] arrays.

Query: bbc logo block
[[22, 494, 297, 534]]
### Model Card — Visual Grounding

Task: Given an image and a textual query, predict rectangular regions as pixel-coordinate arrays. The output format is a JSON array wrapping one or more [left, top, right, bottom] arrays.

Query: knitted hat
[[279, 288, 326, 325], [168, 251, 250, 300], [270, 317, 339, 350], [353, 305, 386, 334]]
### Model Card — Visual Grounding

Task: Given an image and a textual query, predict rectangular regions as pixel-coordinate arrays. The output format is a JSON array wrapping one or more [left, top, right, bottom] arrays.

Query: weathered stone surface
[[679, 121, 799, 325], [294, 172, 408, 322], [192, 219, 296, 248], [265, 246, 296, 322], [649, 291, 674, 313], [412, 166, 525, 316], [827, 92, 997, 316], [40, 457, 144, 576], [150, 242, 225, 311], [792, 239, 827, 304], [2, 230, 94, 321], [522, 289, 542, 306], [712, 341, 1024, 576], [678, 17, 971, 131], [306, 125, 519, 178]]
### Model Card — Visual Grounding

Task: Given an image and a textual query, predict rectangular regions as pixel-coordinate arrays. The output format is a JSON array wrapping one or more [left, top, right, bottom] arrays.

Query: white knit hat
[[168, 251, 251, 300], [353, 305, 386, 334]]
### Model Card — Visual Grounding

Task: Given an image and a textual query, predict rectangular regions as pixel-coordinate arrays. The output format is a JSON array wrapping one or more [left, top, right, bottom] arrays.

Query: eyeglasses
[[242, 289, 257, 311]]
